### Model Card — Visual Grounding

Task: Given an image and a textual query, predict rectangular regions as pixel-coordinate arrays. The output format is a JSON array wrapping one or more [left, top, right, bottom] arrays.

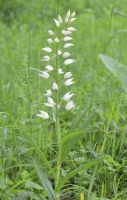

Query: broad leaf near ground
[[99, 54, 127, 93]]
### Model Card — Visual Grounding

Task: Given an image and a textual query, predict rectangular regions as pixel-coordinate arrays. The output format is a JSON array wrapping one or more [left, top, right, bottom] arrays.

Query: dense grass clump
[[1, 0, 127, 199]]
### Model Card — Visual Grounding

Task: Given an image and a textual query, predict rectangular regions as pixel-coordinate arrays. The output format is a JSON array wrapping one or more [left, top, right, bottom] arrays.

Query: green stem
[[55, 44, 61, 200]]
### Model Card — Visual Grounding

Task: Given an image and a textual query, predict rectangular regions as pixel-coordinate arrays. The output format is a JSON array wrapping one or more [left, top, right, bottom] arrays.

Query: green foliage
[[1, 0, 127, 199]]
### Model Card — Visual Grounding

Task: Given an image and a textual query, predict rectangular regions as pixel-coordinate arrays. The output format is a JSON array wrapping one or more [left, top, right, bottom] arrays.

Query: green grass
[[1, 0, 127, 199]]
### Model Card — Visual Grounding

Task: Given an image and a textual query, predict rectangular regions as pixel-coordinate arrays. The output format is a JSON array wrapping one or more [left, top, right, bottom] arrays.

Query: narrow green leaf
[[12, 192, 34, 200], [22, 130, 56, 179], [68, 107, 90, 134], [61, 112, 95, 162], [56, 158, 102, 192], [33, 159, 56, 200]]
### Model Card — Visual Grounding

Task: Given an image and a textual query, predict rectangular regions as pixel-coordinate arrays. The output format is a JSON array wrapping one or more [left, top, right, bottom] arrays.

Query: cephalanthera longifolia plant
[[23, 10, 102, 200]]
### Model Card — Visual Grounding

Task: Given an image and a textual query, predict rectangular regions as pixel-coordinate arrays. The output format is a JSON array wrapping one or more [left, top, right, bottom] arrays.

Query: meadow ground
[[0, 0, 127, 199]]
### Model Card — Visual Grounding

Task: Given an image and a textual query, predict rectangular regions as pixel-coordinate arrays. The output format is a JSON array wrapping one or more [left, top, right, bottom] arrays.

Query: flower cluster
[[37, 10, 76, 119]]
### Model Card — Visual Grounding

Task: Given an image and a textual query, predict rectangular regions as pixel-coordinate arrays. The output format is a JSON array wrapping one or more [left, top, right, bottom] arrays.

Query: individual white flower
[[48, 30, 54, 35], [58, 50, 62, 55], [65, 78, 74, 86], [58, 15, 62, 23], [36, 110, 49, 119], [41, 56, 50, 61], [62, 52, 70, 58], [69, 18, 77, 23], [65, 17, 69, 23], [52, 82, 58, 90], [44, 90, 52, 96], [42, 47, 52, 52], [62, 30, 71, 35], [54, 38, 59, 43], [45, 65, 53, 71], [38, 71, 49, 79], [66, 10, 70, 18], [63, 36, 73, 41], [71, 11, 75, 17], [64, 43, 74, 48], [63, 91, 74, 101], [58, 68, 64, 74], [64, 59, 75, 65], [65, 101, 75, 110], [47, 38, 53, 43], [44, 97, 55, 107], [64, 72, 72, 79], [54, 19, 60, 27], [67, 27, 76, 31]]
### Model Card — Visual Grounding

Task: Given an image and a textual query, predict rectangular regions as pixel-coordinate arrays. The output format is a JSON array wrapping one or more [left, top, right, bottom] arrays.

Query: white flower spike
[[64, 59, 75, 65], [64, 43, 74, 48], [37, 110, 49, 119], [45, 65, 53, 71], [67, 27, 76, 31], [65, 101, 75, 110], [44, 90, 52, 96], [52, 82, 58, 90], [63, 92, 74, 101], [64, 72, 72, 79], [42, 47, 52, 52], [38, 71, 49, 79], [54, 19, 60, 27], [65, 78, 74, 86], [42, 56, 50, 62]]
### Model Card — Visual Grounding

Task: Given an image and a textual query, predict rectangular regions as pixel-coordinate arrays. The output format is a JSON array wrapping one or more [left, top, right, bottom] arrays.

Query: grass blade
[[33, 159, 56, 200]]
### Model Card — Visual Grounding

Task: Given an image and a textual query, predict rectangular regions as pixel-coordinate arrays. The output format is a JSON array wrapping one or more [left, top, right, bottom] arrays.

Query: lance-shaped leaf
[[33, 159, 56, 200], [99, 54, 127, 93], [61, 110, 96, 162], [56, 158, 103, 193]]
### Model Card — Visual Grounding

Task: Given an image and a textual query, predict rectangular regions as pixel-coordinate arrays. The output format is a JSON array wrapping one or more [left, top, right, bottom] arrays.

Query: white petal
[[63, 36, 73, 41], [63, 92, 74, 101], [64, 43, 74, 48], [58, 15, 62, 23], [62, 30, 72, 36], [64, 59, 75, 65], [48, 30, 54, 35], [62, 52, 70, 58], [54, 38, 59, 43], [38, 71, 49, 79], [52, 82, 58, 90], [36, 111, 49, 119], [54, 19, 60, 27], [69, 18, 77, 22], [42, 47, 52, 52], [65, 78, 74, 86], [45, 65, 53, 71], [64, 72, 72, 79], [65, 101, 75, 110], [44, 97, 55, 107], [65, 17, 69, 23], [58, 50, 62, 55], [67, 27, 76, 31], [41, 56, 50, 61], [71, 11, 75, 17], [44, 90, 52, 96], [58, 68, 64, 74], [47, 38, 53, 43], [66, 10, 70, 18]]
